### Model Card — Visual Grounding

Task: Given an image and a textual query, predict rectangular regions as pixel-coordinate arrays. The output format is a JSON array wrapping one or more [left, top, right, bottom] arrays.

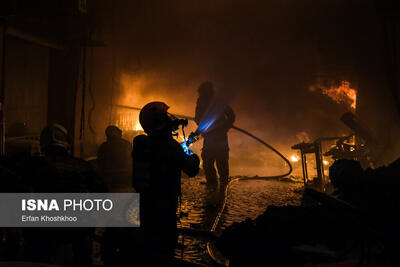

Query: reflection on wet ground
[[175, 176, 303, 265]]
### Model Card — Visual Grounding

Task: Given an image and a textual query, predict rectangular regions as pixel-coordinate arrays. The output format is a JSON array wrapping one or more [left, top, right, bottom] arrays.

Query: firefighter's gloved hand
[[190, 153, 200, 166], [186, 153, 200, 177], [181, 152, 200, 177]]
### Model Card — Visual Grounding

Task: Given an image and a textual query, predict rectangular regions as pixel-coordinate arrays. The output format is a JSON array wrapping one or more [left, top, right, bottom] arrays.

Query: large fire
[[117, 73, 196, 117], [309, 80, 357, 109], [112, 73, 199, 134]]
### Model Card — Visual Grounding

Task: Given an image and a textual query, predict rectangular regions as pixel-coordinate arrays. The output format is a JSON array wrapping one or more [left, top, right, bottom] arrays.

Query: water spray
[[179, 104, 228, 155]]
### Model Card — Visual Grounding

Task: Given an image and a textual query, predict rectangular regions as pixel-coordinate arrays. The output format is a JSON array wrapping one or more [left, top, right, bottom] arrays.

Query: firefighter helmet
[[139, 101, 170, 135], [40, 123, 70, 151], [105, 125, 122, 139]]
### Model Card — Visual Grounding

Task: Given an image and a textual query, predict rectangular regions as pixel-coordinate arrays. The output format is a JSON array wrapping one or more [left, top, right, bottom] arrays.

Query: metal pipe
[[6, 27, 65, 50], [111, 104, 141, 112], [111, 104, 193, 120]]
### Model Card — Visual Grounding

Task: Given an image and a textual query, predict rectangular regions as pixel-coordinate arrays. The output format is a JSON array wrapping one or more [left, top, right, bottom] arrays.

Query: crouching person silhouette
[[132, 101, 200, 260], [21, 124, 106, 265]]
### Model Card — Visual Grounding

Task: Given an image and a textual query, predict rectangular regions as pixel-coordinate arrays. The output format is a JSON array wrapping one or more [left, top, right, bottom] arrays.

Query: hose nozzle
[[181, 130, 200, 155], [187, 130, 200, 146]]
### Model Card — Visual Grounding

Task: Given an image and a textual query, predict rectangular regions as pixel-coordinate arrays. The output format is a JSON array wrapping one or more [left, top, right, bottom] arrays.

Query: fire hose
[[179, 125, 291, 266], [203, 126, 292, 266], [177, 118, 293, 266]]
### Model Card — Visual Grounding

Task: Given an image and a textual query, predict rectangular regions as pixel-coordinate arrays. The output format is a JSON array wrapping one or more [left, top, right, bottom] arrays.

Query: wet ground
[[175, 176, 304, 266]]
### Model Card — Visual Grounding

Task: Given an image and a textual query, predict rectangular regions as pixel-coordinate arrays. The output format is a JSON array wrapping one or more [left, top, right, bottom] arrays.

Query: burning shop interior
[[1, 0, 400, 266]]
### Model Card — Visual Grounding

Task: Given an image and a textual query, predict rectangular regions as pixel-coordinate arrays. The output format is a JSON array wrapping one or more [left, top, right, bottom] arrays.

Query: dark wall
[[355, 0, 400, 165], [47, 48, 80, 148], [4, 37, 48, 136]]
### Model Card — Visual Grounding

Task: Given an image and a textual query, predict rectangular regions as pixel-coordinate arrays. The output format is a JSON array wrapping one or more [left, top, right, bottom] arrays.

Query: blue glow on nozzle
[[180, 130, 200, 155], [181, 141, 193, 155]]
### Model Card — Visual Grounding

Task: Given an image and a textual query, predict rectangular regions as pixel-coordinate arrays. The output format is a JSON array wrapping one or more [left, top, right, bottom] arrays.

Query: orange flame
[[115, 110, 143, 132], [310, 80, 357, 109], [135, 120, 143, 131]]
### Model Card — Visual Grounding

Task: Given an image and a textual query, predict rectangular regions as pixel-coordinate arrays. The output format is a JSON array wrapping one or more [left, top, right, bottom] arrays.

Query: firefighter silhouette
[[195, 82, 235, 204], [97, 125, 132, 192], [132, 101, 200, 257], [20, 123, 106, 265]]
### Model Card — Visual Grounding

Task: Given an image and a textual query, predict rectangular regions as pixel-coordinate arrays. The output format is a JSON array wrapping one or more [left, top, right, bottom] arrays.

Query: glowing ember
[[290, 155, 300, 162], [323, 160, 329, 166], [309, 80, 357, 109]]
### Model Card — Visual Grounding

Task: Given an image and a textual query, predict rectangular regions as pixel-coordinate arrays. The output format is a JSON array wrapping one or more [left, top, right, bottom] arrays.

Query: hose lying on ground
[[206, 126, 293, 266]]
